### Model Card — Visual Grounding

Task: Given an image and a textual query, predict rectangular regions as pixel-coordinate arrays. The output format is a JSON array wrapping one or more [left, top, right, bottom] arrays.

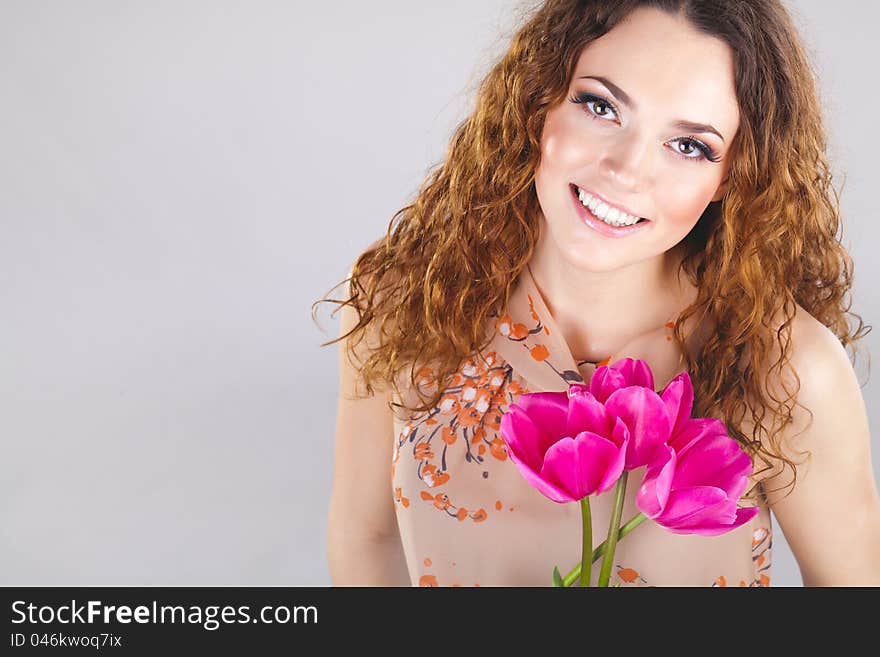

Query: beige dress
[[390, 265, 772, 587]]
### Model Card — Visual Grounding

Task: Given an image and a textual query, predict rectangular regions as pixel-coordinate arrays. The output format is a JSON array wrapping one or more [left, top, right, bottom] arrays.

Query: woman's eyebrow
[[576, 74, 726, 143]]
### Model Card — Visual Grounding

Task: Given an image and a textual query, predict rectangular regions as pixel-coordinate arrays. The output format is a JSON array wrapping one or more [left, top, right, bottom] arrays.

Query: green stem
[[579, 496, 592, 587], [562, 511, 649, 587], [597, 471, 628, 587]]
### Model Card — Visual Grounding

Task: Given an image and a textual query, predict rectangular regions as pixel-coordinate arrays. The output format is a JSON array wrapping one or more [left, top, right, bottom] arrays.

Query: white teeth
[[576, 187, 641, 226]]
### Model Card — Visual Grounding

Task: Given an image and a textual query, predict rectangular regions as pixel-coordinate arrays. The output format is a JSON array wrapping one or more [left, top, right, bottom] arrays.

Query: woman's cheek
[[543, 131, 594, 171], [658, 183, 717, 231]]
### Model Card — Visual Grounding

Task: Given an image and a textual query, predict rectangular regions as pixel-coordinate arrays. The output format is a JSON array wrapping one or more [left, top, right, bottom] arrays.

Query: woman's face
[[534, 6, 741, 272]]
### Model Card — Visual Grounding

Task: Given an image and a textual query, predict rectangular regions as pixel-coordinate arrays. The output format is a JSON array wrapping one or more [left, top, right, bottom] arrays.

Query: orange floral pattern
[[712, 526, 773, 587], [393, 267, 773, 587], [391, 350, 526, 524], [493, 297, 587, 386]]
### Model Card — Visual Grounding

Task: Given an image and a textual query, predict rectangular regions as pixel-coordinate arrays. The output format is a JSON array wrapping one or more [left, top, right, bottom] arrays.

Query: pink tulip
[[500, 390, 629, 503], [636, 372, 759, 536], [658, 370, 694, 437], [568, 358, 671, 470], [570, 357, 655, 403], [603, 386, 672, 470]]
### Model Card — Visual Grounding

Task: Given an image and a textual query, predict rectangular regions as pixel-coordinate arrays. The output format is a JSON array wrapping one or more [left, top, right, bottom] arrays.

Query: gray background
[[1, 0, 876, 586]]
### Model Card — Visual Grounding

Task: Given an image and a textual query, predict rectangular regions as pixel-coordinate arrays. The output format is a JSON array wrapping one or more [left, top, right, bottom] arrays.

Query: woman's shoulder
[[776, 302, 863, 432], [744, 300, 866, 488], [756, 301, 851, 390], [749, 307, 876, 584]]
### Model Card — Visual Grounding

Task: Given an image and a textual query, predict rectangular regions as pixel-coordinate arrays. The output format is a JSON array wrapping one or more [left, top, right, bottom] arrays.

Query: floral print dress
[[390, 265, 773, 587]]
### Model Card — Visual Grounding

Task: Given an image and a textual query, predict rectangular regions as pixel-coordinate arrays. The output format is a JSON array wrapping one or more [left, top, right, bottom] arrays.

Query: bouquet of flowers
[[499, 358, 758, 587]]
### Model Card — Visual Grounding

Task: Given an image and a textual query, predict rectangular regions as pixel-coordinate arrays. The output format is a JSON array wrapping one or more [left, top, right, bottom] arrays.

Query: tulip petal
[[667, 417, 726, 461], [589, 367, 626, 403], [597, 423, 629, 493], [725, 472, 751, 504], [499, 405, 543, 472], [567, 383, 591, 397], [673, 434, 754, 491], [565, 388, 610, 438], [513, 391, 570, 456], [539, 436, 582, 499], [505, 444, 578, 503], [672, 494, 738, 529], [613, 357, 655, 390], [636, 444, 676, 516], [500, 403, 581, 503], [510, 456, 577, 504], [660, 372, 694, 435], [653, 486, 727, 525], [541, 431, 621, 499], [666, 506, 761, 537], [605, 386, 672, 469]]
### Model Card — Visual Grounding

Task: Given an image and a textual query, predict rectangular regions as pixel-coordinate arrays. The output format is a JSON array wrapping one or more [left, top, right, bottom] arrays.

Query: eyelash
[[568, 92, 723, 164]]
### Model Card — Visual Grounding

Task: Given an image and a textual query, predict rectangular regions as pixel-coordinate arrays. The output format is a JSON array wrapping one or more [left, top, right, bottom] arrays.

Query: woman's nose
[[598, 130, 653, 191]]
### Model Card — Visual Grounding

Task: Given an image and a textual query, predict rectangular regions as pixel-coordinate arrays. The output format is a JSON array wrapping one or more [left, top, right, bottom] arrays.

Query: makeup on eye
[[576, 74, 726, 141], [567, 90, 723, 164]]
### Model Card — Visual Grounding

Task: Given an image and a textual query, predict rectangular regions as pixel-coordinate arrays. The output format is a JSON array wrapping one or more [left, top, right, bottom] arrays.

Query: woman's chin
[[558, 245, 632, 273]]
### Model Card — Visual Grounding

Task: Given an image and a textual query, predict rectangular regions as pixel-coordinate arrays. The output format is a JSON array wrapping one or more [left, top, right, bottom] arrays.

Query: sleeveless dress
[[390, 265, 773, 587]]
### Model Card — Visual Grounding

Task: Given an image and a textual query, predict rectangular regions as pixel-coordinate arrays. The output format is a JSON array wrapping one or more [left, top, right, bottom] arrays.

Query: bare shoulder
[[744, 301, 854, 404], [750, 302, 880, 584], [770, 302, 864, 431], [338, 254, 398, 398], [327, 256, 402, 547], [786, 302, 853, 380], [742, 300, 863, 493]]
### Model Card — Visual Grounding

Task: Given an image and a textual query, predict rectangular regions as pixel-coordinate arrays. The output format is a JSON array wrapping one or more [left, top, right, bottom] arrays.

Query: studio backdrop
[[1, 0, 877, 586]]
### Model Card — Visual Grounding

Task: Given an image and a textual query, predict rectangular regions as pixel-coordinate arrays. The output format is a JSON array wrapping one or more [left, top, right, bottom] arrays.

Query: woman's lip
[[571, 183, 647, 221], [569, 184, 650, 238]]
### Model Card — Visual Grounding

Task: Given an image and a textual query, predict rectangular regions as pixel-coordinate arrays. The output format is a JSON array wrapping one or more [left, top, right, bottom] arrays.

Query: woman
[[318, 0, 879, 586]]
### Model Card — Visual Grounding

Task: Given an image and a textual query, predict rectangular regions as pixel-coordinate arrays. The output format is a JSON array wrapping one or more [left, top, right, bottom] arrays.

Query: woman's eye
[[673, 139, 701, 158], [570, 93, 619, 121], [669, 137, 720, 162], [588, 99, 615, 119], [568, 92, 721, 163]]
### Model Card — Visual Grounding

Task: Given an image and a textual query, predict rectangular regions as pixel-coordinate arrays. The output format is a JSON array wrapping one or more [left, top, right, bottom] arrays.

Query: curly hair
[[312, 0, 870, 505]]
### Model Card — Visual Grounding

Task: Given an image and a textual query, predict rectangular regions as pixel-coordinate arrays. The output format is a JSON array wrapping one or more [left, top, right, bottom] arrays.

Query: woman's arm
[[326, 278, 411, 586], [761, 306, 880, 586]]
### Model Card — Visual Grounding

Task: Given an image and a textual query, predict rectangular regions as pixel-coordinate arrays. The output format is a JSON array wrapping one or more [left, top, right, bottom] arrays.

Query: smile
[[569, 184, 651, 238]]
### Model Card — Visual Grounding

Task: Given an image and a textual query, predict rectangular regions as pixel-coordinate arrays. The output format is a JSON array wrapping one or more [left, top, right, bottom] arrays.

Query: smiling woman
[[316, 0, 880, 587], [533, 7, 739, 284]]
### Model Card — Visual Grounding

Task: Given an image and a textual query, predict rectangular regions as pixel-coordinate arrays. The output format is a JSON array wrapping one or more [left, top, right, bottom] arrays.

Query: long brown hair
[[312, 0, 870, 504]]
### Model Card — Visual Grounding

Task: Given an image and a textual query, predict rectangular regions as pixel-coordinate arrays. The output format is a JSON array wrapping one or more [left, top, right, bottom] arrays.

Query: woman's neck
[[527, 239, 693, 364]]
